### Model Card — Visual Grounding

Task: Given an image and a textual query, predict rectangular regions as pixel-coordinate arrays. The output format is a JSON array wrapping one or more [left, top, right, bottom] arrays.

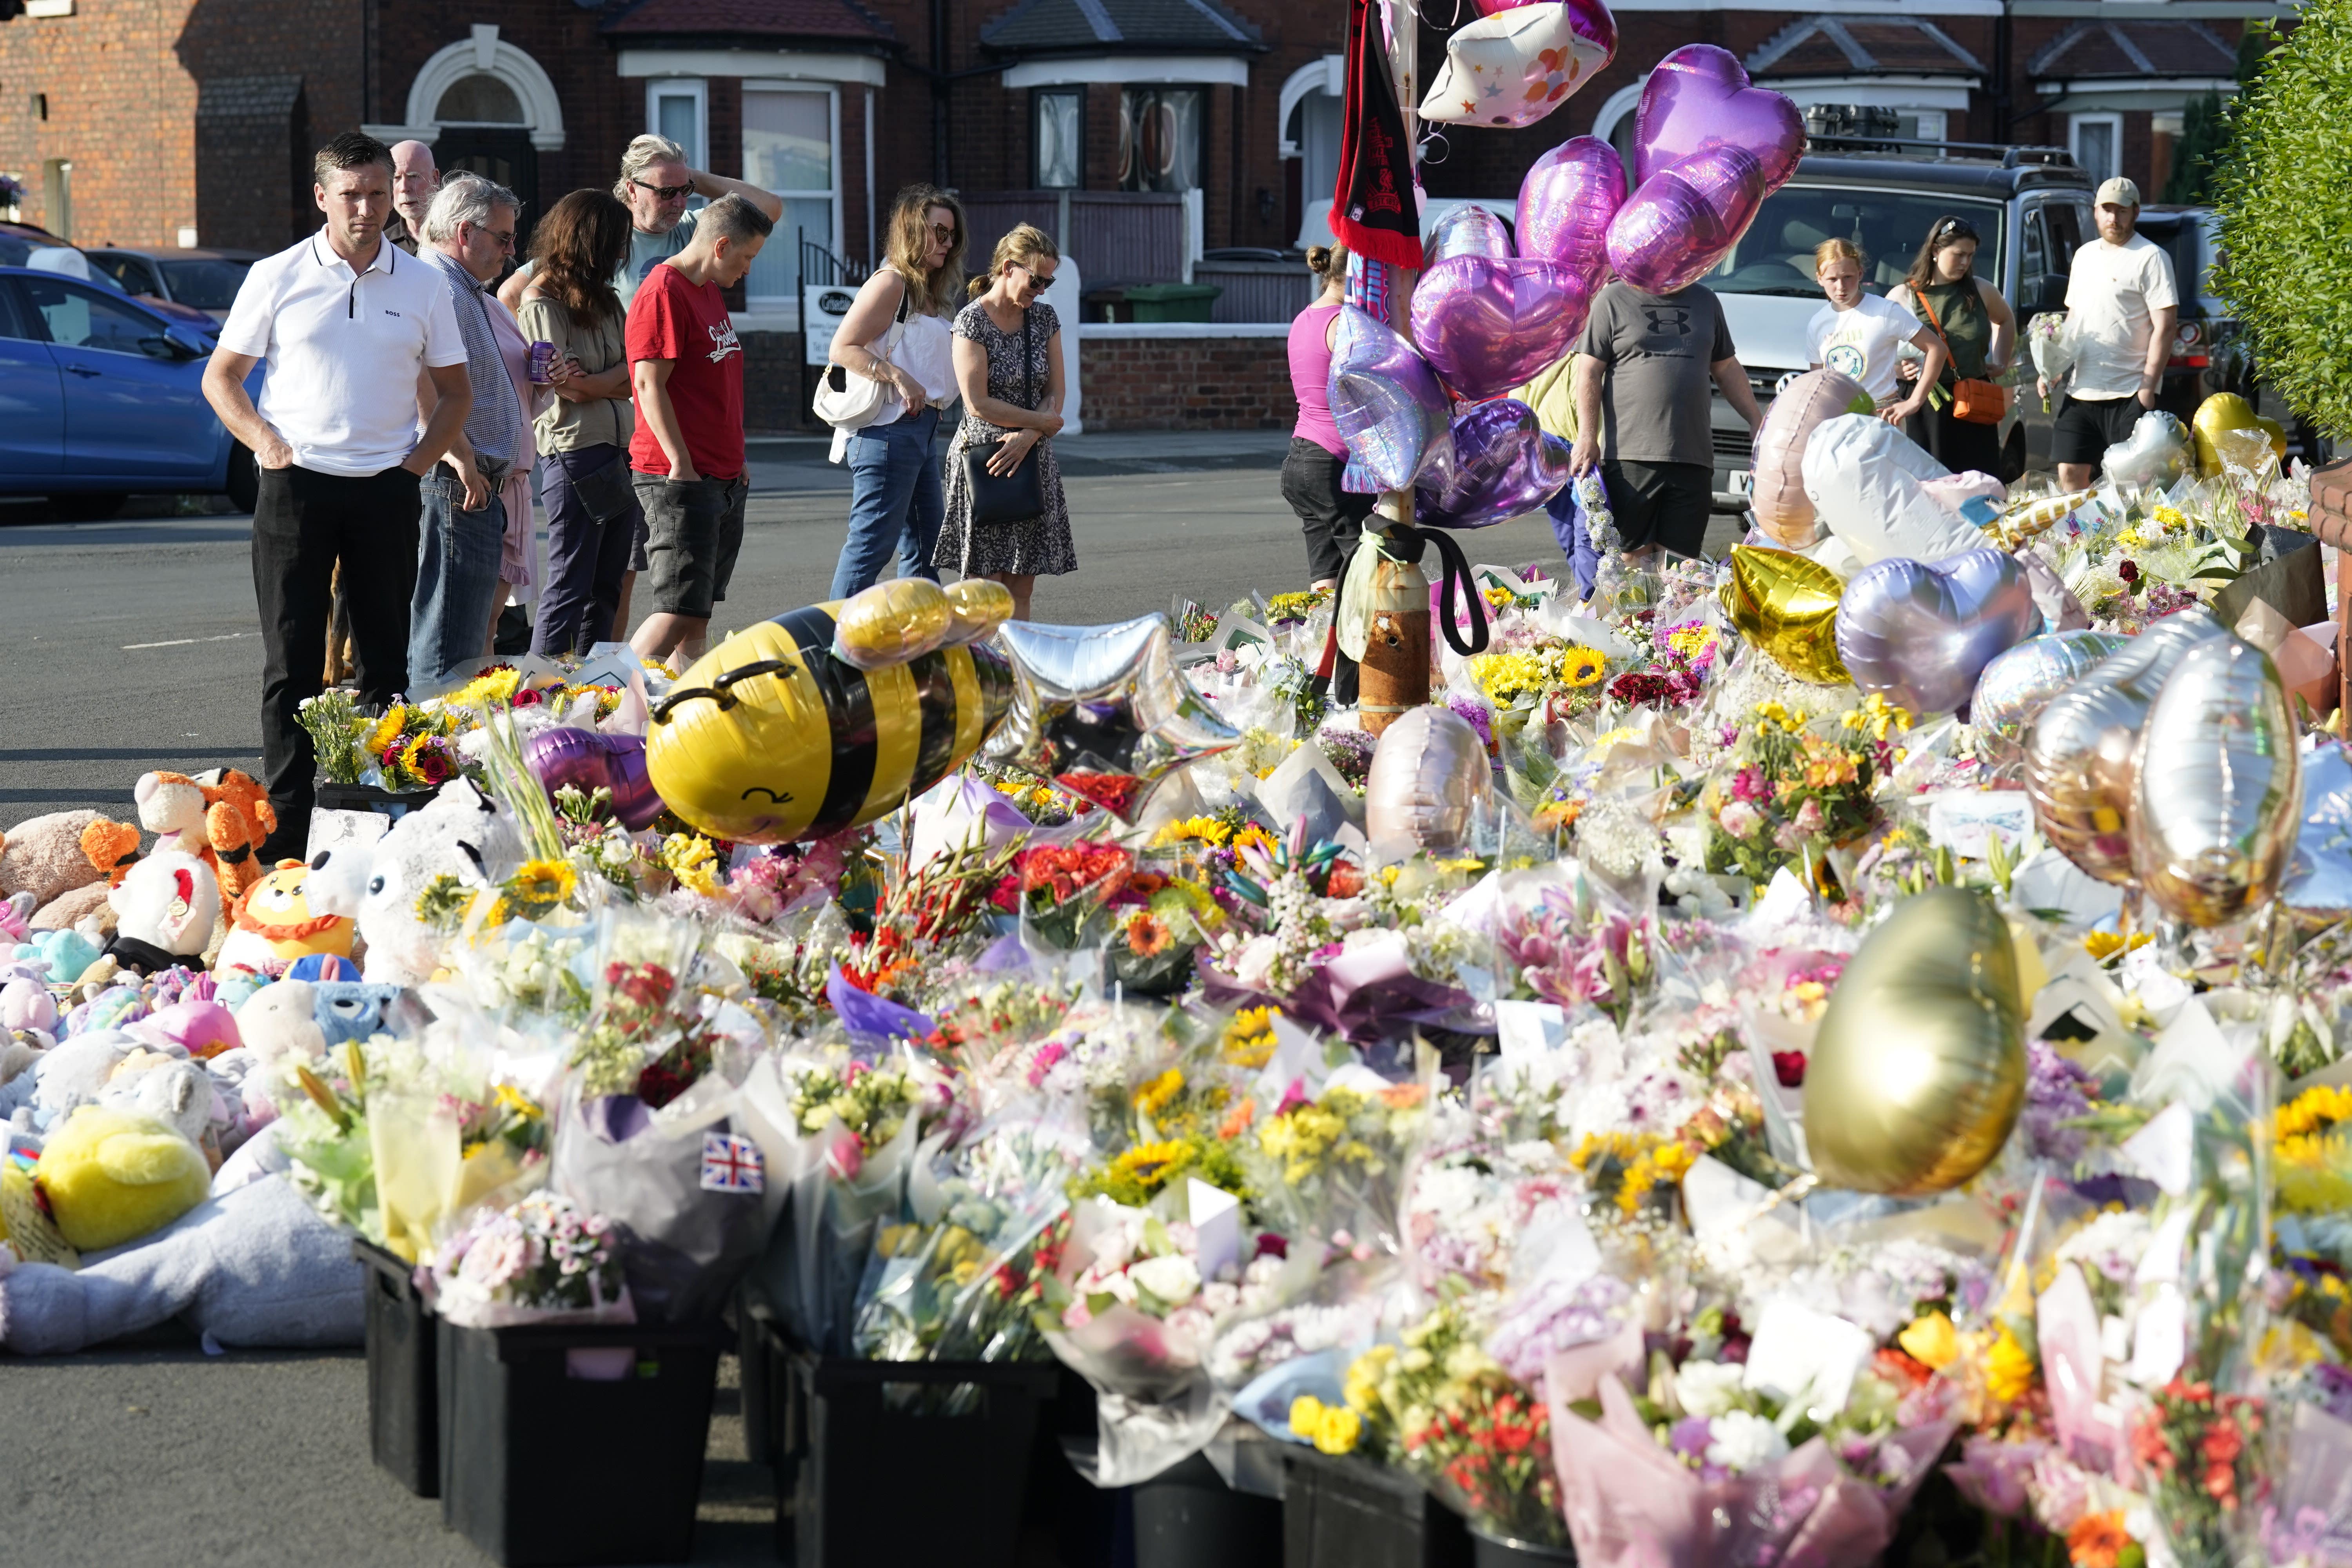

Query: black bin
[[767, 1325, 1062, 1568], [354, 1239, 437, 1497], [1133, 1452, 1282, 1568], [437, 1316, 726, 1566], [1283, 1446, 1473, 1568]]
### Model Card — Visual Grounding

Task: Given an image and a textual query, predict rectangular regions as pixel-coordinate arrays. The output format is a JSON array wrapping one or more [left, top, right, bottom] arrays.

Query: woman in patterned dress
[[935, 223, 1073, 619]]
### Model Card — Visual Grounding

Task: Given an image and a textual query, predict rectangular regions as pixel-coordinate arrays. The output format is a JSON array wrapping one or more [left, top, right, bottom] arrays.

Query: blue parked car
[[0, 259, 262, 521]]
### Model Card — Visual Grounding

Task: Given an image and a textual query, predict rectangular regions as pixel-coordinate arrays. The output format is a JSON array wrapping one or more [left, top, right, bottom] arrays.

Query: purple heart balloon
[[1833, 550, 2042, 716], [1426, 203, 1515, 268], [1474, 0, 1619, 61], [524, 726, 666, 829], [1517, 136, 1625, 282], [1328, 306, 1455, 492], [1410, 255, 1590, 402], [1630, 44, 1804, 191], [1415, 398, 1572, 529], [1606, 142, 1765, 295]]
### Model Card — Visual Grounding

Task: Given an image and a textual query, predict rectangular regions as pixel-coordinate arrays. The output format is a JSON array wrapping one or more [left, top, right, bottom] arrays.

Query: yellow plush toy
[[215, 858, 355, 977], [38, 1105, 211, 1252]]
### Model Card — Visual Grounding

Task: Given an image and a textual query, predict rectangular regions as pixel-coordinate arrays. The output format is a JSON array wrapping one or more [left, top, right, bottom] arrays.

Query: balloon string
[[1419, 129, 1449, 168]]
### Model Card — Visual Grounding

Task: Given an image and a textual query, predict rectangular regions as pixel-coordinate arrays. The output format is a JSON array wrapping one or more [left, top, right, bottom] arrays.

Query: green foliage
[[2213, 4, 2352, 439]]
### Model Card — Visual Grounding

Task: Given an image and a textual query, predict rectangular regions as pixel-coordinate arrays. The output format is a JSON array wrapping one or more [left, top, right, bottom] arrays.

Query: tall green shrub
[[2214, 4, 2352, 438]]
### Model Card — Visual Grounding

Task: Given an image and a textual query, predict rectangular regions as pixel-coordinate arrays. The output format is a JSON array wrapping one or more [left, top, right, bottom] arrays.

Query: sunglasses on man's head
[[632, 178, 694, 201]]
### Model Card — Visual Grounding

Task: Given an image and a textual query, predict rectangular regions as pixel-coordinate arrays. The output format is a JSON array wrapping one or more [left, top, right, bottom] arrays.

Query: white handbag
[[811, 279, 908, 431]]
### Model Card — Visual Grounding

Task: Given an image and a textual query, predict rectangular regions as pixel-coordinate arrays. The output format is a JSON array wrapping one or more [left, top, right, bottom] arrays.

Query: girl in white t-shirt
[[1804, 238, 1944, 423]]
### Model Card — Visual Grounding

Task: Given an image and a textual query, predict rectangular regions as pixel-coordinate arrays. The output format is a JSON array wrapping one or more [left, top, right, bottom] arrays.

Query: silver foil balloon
[[1970, 630, 2128, 778], [1408, 254, 1591, 403], [2131, 635, 2303, 927], [524, 726, 666, 829], [1515, 136, 1624, 283], [2099, 410, 2193, 490], [1416, 398, 1572, 529], [1363, 705, 1493, 853], [1425, 202, 1515, 267], [1328, 305, 1455, 493], [2025, 612, 2227, 886], [1832, 549, 2041, 716], [2282, 742, 2352, 920], [983, 615, 1239, 823]]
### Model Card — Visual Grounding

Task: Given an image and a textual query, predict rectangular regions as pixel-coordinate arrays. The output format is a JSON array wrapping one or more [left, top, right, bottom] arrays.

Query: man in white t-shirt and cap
[[203, 130, 472, 860], [2041, 176, 2179, 491]]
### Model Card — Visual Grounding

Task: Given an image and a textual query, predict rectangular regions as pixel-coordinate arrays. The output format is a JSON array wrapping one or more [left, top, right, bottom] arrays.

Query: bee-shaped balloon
[[646, 578, 1016, 843]]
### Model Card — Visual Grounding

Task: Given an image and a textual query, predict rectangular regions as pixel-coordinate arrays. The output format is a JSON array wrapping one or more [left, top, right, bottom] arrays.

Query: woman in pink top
[[1281, 244, 1370, 594], [1281, 244, 1370, 702]]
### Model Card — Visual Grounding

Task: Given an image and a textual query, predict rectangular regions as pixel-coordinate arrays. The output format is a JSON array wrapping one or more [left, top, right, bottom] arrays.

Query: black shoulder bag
[[960, 308, 1048, 527]]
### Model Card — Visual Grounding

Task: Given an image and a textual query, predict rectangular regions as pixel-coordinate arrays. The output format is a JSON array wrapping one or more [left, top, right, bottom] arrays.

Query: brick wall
[[740, 330, 813, 435], [1082, 334, 1296, 431]]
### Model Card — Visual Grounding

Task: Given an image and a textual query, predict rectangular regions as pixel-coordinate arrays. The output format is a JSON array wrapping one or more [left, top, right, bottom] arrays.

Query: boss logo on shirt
[[384, 310, 402, 319], [706, 321, 741, 363]]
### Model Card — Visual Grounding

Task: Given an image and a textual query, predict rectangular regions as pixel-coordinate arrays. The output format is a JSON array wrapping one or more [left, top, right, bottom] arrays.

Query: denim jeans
[[252, 463, 421, 857], [534, 445, 641, 656], [829, 406, 944, 599], [408, 462, 508, 689]]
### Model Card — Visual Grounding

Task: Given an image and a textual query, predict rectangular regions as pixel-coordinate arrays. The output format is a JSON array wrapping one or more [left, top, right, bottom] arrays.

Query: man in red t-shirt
[[626, 192, 771, 664]]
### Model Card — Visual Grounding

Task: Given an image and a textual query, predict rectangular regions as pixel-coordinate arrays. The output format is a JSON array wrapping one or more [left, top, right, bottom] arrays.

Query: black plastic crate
[[1133, 1452, 1282, 1568], [316, 781, 438, 817], [354, 1239, 437, 1497], [1467, 1529, 1575, 1565], [437, 1316, 726, 1567], [766, 1324, 1062, 1568], [1283, 1446, 1474, 1568]]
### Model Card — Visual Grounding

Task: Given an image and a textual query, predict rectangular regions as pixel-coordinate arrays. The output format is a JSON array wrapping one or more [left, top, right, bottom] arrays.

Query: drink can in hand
[[528, 340, 556, 384]]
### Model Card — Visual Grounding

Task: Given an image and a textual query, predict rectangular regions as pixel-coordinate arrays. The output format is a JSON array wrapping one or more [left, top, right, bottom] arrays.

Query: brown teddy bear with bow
[[80, 769, 277, 921]]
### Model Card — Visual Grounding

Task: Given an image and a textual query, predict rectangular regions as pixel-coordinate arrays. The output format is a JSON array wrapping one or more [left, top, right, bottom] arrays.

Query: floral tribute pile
[[11, 441, 2352, 1566]]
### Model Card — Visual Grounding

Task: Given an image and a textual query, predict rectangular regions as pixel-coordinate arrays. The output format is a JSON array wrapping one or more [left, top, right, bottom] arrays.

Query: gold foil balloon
[[1720, 545, 1851, 686], [2258, 416, 2290, 461], [1971, 630, 2127, 778], [1363, 704, 1493, 853], [943, 578, 1015, 644], [830, 577, 950, 670], [1803, 887, 2027, 1196], [2024, 613, 2226, 884], [2192, 392, 2265, 477], [2130, 635, 2303, 927]]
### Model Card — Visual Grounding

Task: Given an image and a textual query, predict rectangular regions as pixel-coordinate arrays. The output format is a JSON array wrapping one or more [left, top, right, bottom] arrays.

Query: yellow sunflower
[[366, 704, 408, 754], [1561, 646, 1607, 687], [507, 857, 578, 914]]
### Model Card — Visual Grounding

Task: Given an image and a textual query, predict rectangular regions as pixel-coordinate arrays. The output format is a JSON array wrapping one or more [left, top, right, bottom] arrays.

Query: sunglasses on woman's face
[[1016, 264, 1055, 292], [930, 222, 957, 246]]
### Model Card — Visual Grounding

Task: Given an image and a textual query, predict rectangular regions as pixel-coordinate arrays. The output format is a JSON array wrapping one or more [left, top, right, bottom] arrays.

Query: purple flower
[[1942, 1435, 2042, 1517], [2021, 1040, 2099, 1163], [1446, 694, 1494, 750], [1670, 1415, 1714, 1461]]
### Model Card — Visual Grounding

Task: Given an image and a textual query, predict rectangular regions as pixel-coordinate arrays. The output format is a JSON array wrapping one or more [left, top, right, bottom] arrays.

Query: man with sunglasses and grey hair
[[496, 135, 782, 314]]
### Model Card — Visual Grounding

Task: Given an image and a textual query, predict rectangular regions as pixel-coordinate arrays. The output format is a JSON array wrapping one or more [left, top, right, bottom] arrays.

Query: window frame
[[644, 78, 709, 172], [1117, 85, 1207, 195], [2070, 112, 2123, 187], [1032, 86, 1084, 189], [739, 79, 842, 316], [22, 273, 169, 358]]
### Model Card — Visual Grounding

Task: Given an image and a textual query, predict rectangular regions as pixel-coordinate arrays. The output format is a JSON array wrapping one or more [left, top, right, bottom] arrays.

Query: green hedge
[[2214, 4, 2352, 441]]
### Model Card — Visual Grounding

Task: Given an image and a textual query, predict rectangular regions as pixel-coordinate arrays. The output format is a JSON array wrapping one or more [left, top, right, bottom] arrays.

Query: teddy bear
[[215, 859, 355, 979], [80, 769, 276, 928], [37, 1102, 213, 1252], [233, 980, 326, 1068], [98, 1051, 220, 1165], [0, 811, 113, 932], [104, 851, 219, 978], [356, 779, 525, 985]]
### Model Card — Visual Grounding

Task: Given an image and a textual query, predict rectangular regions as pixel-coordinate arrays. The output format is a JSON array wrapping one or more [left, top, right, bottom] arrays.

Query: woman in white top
[[826, 184, 966, 598], [1804, 238, 1944, 424]]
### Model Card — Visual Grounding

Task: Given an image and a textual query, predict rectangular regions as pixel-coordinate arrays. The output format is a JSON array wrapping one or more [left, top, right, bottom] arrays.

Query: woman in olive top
[[1886, 214, 2016, 476], [517, 190, 641, 655]]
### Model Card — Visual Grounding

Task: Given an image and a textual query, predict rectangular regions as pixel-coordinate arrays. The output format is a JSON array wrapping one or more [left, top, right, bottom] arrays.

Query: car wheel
[[50, 493, 127, 523], [226, 442, 259, 513]]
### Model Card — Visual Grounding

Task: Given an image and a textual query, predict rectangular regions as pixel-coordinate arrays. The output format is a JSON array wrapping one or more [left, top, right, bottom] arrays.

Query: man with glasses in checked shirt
[[498, 134, 784, 315]]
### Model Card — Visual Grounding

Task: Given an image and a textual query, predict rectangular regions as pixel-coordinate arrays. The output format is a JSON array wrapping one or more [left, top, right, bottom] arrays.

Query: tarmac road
[[1, 430, 1615, 832]]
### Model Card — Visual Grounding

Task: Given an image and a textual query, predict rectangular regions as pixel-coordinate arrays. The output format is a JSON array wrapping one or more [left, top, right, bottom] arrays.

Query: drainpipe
[[1993, 0, 2013, 142]]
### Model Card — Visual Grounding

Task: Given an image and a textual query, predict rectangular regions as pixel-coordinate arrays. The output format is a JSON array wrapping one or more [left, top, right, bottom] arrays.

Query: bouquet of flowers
[[1703, 698, 1905, 892], [298, 692, 462, 790], [425, 1190, 632, 1328], [2029, 312, 2076, 411], [1242, 1074, 1430, 1254]]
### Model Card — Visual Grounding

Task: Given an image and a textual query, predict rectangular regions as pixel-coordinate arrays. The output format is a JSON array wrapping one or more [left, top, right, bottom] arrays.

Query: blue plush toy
[[23, 929, 103, 985], [310, 982, 410, 1045]]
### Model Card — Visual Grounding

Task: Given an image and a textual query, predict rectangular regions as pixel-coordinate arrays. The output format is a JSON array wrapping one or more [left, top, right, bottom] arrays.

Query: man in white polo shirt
[[203, 130, 474, 859]]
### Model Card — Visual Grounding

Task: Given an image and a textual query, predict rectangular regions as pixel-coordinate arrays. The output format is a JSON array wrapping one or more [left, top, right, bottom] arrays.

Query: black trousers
[[1280, 437, 1377, 706], [252, 462, 423, 855]]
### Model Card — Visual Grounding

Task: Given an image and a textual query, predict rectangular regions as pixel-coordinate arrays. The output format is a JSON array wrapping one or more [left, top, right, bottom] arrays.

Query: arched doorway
[[396, 27, 567, 243]]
